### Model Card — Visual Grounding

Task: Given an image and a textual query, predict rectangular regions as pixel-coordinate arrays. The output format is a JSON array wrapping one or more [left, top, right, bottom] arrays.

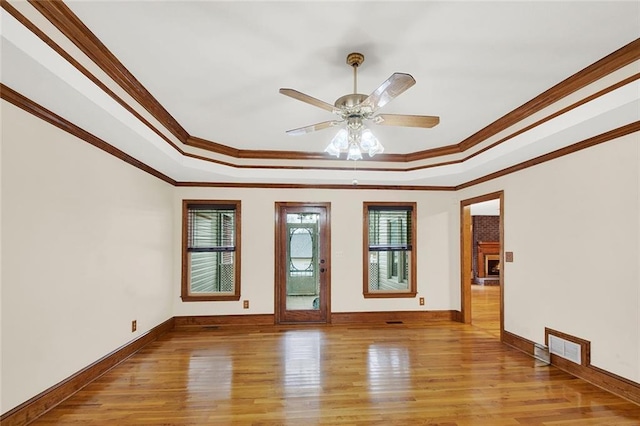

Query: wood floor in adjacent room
[[472, 284, 501, 337], [31, 312, 639, 425]]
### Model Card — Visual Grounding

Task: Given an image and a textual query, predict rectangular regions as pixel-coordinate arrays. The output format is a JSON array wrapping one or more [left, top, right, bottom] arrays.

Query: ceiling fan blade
[[360, 73, 416, 111], [373, 114, 440, 128], [285, 120, 341, 136], [279, 88, 335, 113]]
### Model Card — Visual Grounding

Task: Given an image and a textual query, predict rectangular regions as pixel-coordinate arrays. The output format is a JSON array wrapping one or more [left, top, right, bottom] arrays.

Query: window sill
[[181, 294, 241, 302], [363, 292, 417, 299]]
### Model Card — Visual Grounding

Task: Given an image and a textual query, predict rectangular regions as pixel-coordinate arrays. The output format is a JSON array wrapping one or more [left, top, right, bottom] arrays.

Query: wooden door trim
[[274, 202, 331, 324], [459, 191, 504, 341]]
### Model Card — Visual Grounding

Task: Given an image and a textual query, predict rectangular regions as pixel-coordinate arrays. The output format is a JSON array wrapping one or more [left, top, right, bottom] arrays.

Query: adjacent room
[[1, 1, 639, 424]]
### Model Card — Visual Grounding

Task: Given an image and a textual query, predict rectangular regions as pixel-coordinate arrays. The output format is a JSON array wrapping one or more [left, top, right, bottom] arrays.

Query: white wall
[[459, 133, 640, 382], [3, 97, 638, 414], [1, 102, 175, 413], [173, 187, 459, 316]]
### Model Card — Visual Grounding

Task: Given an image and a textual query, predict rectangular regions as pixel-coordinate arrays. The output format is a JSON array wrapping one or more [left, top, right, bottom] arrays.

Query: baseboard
[[331, 310, 459, 324], [502, 330, 536, 354], [174, 314, 275, 328], [173, 311, 458, 327], [502, 329, 640, 405], [0, 318, 175, 426], [15, 315, 634, 426]]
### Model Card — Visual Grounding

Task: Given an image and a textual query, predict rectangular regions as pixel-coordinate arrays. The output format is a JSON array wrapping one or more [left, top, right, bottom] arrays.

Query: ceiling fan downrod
[[346, 52, 364, 94]]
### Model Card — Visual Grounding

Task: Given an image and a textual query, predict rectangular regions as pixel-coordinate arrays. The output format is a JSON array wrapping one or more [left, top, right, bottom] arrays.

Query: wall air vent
[[548, 334, 582, 364]]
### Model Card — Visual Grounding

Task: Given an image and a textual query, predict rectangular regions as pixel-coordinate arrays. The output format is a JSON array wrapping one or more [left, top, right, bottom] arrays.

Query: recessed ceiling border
[[2, 82, 637, 192], [20, 0, 640, 166]]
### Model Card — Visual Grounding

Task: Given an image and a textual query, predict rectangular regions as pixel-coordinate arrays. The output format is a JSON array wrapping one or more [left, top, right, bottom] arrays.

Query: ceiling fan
[[279, 52, 440, 160]]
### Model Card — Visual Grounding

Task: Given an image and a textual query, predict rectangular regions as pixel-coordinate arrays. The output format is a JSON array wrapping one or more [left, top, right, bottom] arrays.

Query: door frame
[[459, 191, 504, 340], [274, 202, 331, 324]]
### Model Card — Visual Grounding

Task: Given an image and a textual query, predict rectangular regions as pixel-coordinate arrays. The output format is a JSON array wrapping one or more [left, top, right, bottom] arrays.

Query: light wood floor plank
[[30, 315, 639, 425]]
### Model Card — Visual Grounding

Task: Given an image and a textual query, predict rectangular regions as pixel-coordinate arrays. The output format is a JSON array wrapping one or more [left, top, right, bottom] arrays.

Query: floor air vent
[[533, 343, 550, 365]]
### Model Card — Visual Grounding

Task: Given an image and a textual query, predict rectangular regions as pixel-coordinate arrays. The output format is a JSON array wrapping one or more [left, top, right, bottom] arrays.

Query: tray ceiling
[[1, 1, 639, 187]]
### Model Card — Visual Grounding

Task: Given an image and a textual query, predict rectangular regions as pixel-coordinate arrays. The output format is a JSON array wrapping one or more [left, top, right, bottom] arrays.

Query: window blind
[[187, 206, 236, 252], [368, 207, 412, 251]]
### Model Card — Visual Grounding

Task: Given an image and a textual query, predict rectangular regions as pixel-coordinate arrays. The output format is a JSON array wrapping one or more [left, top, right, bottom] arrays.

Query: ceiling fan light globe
[[368, 142, 384, 157], [360, 129, 377, 150], [324, 142, 341, 158], [331, 128, 349, 150], [347, 143, 363, 161]]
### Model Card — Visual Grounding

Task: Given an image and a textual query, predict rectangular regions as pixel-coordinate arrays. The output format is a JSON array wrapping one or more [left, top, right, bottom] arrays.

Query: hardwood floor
[[31, 320, 640, 425], [471, 284, 501, 337]]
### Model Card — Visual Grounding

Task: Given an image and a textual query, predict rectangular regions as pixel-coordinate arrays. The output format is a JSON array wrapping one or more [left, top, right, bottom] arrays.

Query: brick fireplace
[[477, 241, 500, 278], [472, 215, 500, 284]]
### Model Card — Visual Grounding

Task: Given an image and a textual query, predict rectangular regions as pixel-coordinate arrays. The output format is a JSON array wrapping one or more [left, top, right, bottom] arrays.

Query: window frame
[[181, 200, 241, 302], [363, 202, 417, 298]]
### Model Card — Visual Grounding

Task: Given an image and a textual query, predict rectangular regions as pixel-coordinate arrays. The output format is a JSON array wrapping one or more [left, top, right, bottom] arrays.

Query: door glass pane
[[290, 228, 313, 274], [286, 213, 320, 310]]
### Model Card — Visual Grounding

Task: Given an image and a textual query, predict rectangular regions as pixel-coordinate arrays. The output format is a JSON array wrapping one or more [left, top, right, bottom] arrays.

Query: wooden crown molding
[[28, 0, 189, 143], [1, 0, 186, 158], [456, 121, 640, 190], [20, 1, 640, 163], [457, 38, 640, 153], [3, 80, 637, 191], [0, 83, 177, 186], [180, 39, 640, 163]]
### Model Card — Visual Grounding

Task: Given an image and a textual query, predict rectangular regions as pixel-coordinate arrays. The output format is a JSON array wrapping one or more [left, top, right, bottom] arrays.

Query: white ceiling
[[470, 199, 500, 216], [2, 1, 639, 187]]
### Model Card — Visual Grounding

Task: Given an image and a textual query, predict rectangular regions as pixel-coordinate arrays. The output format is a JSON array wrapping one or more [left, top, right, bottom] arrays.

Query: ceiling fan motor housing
[[334, 93, 368, 109], [346, 52, 364, 68]]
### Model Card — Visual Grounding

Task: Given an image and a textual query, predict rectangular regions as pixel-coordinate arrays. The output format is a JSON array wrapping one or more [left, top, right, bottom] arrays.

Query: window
[[181, 200, 241, 301], [363, 202, 416, 298]]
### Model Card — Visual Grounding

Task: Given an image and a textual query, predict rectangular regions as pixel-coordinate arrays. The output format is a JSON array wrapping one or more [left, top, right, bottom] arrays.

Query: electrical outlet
[[419, 297, 425, 306], [131, 320, 137, 332], [243, 300, 249, 309]]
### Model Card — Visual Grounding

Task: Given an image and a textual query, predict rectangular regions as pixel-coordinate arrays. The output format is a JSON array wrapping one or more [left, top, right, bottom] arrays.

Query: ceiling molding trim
[[0, 83, 177, 186], [27, 0, 189, 143], [186, 135, 414, 162], [457, 38, 640, 152], [26, 2, 638, 166], [183, 38, 640, 163], [4, 83, 636, 192], [455, 121, 640, 190], [1, 0, 187, 158], [8, 0, 636, 177], [173, 182, 456, 191], [459, 73, 640, 164], [179, 38, 640, 163], [0, 83, 452, 190], [185, 74, 639, 174]]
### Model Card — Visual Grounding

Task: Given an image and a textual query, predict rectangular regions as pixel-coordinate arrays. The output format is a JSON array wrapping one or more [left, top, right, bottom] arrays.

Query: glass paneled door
[[276, 203, 330, 323]]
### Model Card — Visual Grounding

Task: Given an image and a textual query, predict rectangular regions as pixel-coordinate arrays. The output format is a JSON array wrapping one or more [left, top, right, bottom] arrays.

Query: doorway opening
[[460, 192, 503, 340], [275, 203, 331, 324]]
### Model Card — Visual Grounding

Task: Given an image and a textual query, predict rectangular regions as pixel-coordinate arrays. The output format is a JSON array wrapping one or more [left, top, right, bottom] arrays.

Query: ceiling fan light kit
[[280, 52, 439, 161]]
